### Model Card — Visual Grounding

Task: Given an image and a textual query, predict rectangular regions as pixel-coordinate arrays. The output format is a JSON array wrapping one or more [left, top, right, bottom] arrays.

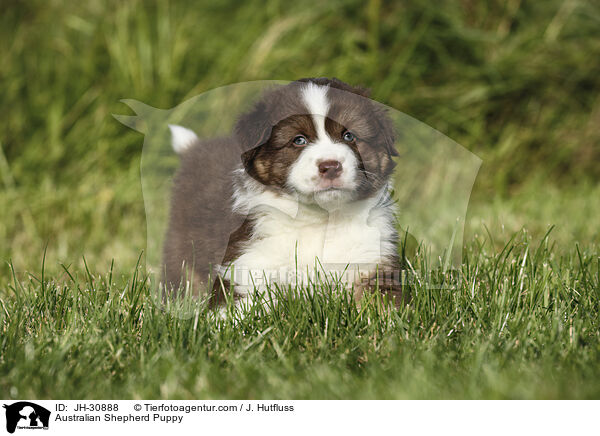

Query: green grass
[[1, 0, 599, 399], [1, 232, 599, 399]]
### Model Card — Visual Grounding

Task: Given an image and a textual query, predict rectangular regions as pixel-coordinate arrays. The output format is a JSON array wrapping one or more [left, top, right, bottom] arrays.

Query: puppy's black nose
[[318, 160, 343, 179]]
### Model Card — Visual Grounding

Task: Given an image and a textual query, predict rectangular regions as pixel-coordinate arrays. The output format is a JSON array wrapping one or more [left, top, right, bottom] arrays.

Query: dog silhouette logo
[[2, 402, 50, 434]]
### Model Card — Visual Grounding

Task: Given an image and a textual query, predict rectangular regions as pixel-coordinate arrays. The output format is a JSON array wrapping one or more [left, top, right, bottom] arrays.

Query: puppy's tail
[[168, 124, 199, 154]]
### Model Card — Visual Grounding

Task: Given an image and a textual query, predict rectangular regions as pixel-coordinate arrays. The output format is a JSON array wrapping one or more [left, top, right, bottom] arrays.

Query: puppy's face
[[237, 78, 397, 208]]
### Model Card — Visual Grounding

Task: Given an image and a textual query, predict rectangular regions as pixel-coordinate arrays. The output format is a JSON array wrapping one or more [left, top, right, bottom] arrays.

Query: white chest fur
[[225, 171, 396, 294]]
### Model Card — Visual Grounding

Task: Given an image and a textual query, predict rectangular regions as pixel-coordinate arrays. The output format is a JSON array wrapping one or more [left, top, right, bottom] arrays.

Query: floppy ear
[[234, 100, 272, 152], [240, 146, 260, 175], [234, 99, 274, 178]]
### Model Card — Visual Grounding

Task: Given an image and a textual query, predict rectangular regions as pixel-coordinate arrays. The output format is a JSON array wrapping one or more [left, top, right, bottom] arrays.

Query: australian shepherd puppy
[[163, 77, 406, 313]]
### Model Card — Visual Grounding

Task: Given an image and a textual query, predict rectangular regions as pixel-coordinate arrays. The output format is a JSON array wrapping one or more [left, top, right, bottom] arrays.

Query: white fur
[[225, 170, 396, 302], [168, 124, 198, 153], [301, 81, 330, 137]]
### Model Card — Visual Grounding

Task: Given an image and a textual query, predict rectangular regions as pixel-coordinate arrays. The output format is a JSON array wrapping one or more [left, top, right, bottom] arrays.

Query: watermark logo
[[3, 402, 50, 433]]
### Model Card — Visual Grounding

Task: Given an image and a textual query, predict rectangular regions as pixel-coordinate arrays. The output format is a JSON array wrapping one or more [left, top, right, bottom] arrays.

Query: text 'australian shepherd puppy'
[[163, 77, 407, 315]]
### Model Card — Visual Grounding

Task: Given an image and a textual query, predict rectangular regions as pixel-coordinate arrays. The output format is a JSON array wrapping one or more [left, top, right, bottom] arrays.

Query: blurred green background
[[1, 0, 599, 278]]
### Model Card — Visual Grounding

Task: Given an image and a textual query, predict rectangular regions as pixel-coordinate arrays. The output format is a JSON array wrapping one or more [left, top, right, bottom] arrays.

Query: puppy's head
[[236, 78, 397, 208]]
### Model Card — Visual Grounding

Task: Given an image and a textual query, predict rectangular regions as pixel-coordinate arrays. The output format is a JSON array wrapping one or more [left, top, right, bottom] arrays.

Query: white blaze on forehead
[[300, 82, 330, 140], [168, 124, 198, 153]]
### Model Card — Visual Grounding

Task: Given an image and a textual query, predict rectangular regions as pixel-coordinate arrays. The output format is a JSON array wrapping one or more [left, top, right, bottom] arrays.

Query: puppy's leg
[[353, 266, 409, 308], [211, 276, 275, 320]]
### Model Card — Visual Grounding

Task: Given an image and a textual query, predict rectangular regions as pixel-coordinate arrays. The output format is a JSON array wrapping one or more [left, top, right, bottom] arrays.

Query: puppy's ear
[[234, 100, 272, 152], [235, 100, 274, 180], [240, 146, 260, 175]]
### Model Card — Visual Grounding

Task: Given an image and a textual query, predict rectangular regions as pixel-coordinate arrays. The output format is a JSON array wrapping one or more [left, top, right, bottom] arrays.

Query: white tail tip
[[168, 124, 198, 153]]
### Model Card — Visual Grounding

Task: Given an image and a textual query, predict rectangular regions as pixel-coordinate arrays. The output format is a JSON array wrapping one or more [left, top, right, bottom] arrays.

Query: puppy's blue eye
[[293, 135, 308, 146], [343, 131, 355, 142]]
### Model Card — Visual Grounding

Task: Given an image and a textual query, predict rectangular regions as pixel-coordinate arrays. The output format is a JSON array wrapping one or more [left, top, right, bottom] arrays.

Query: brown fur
[[162, 136, 243, 298]]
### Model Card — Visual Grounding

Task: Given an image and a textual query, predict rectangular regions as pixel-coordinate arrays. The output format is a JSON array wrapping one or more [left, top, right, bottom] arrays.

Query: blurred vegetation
[[1, 0, 599, 274]]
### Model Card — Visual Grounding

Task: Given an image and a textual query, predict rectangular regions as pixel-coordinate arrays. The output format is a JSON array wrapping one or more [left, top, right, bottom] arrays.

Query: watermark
[[1, 400, 595, 435], [3, 402, 51, 434], [114, 80, 481, 317]]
